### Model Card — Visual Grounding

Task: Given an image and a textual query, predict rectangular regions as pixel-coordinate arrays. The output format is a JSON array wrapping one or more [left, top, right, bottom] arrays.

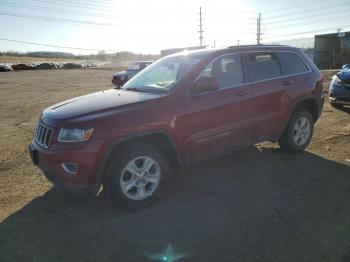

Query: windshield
[[127, 63, 141, 71], [121, 55, 201, 93]]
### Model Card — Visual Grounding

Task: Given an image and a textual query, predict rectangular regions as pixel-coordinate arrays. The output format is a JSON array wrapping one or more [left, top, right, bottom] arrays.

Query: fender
[[94, 130, 182, 186]]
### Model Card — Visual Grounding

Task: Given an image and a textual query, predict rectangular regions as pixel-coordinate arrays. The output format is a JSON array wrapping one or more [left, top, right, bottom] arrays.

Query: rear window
[[248, 53, 282, 81], [277, 52, 309, 75]]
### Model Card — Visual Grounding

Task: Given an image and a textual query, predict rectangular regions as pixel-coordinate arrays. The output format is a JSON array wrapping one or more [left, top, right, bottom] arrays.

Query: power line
[[29, 0, 115, 12], [266, 13, 350, 31], [0, 37, 118, 52], [55, 0, 119, 7], [266, 7, 350, 26], [0, 1, 116, 19], [264, 24, 350, 39], [262, 0, 330, 14], [264, 0, 349, 21], [0, 11, 117, 27], [37, 0, 117, 9]]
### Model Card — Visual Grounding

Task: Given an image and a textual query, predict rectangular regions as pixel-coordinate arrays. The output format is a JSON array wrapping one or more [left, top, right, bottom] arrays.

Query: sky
[[0, 0, 349, 55]]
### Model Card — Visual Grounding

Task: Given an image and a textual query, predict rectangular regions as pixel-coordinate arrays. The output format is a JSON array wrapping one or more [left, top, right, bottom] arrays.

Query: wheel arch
[[293, 97, 320, 123], [278, 96, 319, 141], [96, 130, 182, 185]]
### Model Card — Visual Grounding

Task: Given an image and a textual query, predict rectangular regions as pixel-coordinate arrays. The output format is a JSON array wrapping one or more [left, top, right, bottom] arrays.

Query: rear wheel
[[105, 143, 169, 210], [278, 109, 314, 152]]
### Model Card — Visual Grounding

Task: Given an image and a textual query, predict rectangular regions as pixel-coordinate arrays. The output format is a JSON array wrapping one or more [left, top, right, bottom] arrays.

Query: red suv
[[29, 45, 324, 210]]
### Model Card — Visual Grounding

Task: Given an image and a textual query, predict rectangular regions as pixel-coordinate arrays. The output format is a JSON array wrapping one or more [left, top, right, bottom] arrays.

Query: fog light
[[61, 162, 79, 175]]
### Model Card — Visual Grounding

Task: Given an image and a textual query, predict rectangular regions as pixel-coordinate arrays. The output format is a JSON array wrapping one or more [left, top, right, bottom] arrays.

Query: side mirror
[[342, 64, 350, 69], [191, 77, 219, 95]]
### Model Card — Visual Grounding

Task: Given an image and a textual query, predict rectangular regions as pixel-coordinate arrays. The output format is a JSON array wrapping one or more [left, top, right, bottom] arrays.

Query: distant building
[[314, 31, 350, 69], [160, 46, 205, 57]]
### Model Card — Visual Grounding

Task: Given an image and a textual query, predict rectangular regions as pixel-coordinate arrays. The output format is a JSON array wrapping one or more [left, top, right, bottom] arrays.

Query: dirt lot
[[0, 69, 349, 262]]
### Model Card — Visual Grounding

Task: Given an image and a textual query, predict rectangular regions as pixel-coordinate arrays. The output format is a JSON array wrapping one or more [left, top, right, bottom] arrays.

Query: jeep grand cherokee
[[29, 45, 324, 210]]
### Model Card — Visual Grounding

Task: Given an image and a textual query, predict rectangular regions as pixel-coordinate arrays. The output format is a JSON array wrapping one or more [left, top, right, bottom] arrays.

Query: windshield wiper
[[156, 82, 168, 87], [124, 86, 168, 94], [125, 87, 143, 92]]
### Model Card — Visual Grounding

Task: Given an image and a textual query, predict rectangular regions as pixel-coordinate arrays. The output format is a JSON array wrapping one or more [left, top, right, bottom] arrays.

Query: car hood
[[43, 89, 162, 120], [337, 68, 350, 81]]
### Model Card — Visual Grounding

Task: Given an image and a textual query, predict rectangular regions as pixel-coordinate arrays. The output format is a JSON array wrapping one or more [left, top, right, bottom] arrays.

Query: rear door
[[244, 52, 294, 141], [185, 53, 254, 161]]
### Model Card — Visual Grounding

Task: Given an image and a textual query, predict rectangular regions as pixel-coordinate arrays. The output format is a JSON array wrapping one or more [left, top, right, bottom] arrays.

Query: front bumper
[[29, 140, 105, 197], [329, 97, 350, 105], [329, 84, 350, 105]]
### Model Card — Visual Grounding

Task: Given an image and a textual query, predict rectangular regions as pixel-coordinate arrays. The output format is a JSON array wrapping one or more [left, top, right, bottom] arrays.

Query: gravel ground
[[0, 69, 349, 262]]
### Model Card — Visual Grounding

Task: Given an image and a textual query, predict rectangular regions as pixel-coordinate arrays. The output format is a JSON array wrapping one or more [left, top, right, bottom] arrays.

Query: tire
[[330, 102, 343, 109], [105, 143, 169, 210], [278, 109, 314, 152]]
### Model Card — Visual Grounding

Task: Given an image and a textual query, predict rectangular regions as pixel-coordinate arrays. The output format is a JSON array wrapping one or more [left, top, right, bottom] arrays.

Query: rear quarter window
[[247, 53, 282, 82], [277, 52, 310, 75]]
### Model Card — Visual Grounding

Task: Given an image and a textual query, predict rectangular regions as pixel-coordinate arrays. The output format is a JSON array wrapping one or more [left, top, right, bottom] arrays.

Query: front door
[[184, 53, 254, 161]]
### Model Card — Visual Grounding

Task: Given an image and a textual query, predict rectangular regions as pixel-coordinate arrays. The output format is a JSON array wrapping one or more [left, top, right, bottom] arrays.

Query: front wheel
[[278, 109, 314, 152], [105, 143, 169, 210]]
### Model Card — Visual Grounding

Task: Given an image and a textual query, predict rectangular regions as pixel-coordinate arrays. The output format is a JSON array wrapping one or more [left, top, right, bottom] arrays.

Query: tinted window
[[199, 54, 243, 89], [277, 52, 309, 75], [128, 63, 141, 70], [248, 53, 282, 81]]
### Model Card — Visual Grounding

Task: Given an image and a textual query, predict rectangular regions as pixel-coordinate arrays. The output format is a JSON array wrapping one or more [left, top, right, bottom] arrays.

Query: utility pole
[[198, 7, 204, 47], [257, 12, 261, 45], [237, 40, 240, 46]]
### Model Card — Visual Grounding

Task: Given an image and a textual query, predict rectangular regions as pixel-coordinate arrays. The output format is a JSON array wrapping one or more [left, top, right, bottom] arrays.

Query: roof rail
[[227, 44, 288, 48]]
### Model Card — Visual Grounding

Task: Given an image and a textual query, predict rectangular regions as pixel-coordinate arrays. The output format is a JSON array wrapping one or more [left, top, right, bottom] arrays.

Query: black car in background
[[329, 65, 350, 108], [112, 61, 153, 87]]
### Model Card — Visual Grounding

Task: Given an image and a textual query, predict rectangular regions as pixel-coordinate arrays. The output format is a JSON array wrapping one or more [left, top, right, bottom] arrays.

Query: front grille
[[34, 122, 53, 148]]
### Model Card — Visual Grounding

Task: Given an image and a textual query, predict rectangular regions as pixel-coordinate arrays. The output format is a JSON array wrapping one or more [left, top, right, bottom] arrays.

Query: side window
[[199, 63, 212, 78], [198, 54, 243, 89], [248, 53, 282, 81], [277, 52, 309, 75]]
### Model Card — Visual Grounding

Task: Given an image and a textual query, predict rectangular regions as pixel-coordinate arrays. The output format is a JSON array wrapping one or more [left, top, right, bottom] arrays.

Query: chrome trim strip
[[34, 121, 52, 148]]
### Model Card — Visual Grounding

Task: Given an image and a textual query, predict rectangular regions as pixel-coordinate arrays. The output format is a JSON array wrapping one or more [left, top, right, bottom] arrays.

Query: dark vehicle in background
[[112, 61, 153, 87], [29, 45, 324, 210], [62, 63, 82, 69], [35, 63, 56, 70], [329, 66, 350, 108], [12, 63, 35, 70]]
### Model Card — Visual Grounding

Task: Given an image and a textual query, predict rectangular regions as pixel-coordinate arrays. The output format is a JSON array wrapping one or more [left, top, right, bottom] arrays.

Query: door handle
[[282, 80, 292, 86], [235, 90, 250, 96]]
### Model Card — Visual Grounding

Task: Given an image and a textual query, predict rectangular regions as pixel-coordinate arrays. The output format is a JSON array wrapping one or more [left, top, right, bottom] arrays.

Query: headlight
[[58, 128, 94, 142], [331, 75, 342, 86]]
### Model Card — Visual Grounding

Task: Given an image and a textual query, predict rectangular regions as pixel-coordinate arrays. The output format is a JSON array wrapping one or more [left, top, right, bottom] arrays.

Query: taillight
[[315, 74, 324, 93], [321, 74, 325, 81]]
